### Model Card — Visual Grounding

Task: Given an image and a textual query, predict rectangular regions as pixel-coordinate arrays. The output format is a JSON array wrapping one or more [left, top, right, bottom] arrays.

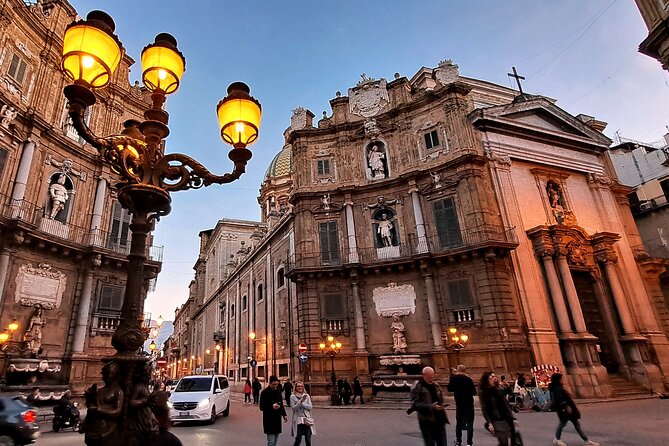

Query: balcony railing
[[288, 224, 517, 271], [321, 318, 348, 335], [91, 313, 121, 336], [0, 193, 163, 262]]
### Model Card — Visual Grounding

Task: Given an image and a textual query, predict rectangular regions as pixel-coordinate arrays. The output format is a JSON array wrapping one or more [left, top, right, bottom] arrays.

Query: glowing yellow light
[[319, 343, 326, 350], [158, 69, 167, 80], [0, 331, 9, 344], [327, 335, 334, 342], [335, 342, 342, 349], [235, 122, 245, 134], [249, 332, 256, 340], [216, 82, 261, 149], [215, 345, 222, 351], [461, 334, 469, 343], [449, 327, 457, 335], [82, 55, 95, 69], [205, 349, 211, 355], [8, 320, 19, 332]]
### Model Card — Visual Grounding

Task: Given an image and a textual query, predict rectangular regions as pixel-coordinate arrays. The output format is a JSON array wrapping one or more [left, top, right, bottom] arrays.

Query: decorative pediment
[[469, 97, 611, 149]]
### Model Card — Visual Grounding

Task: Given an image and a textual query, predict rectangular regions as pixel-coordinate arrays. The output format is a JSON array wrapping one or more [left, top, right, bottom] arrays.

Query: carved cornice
[[586, 172, 612, 188]]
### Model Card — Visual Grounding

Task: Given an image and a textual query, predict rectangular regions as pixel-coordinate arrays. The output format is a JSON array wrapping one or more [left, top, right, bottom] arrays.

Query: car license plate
[[179, 411, 189, 416]]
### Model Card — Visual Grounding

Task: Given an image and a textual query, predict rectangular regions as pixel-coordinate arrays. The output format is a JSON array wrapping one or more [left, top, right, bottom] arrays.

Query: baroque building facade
[[0, 0, 161, 394], [179, 60, 669, 398], [635, 0, 669, 71]]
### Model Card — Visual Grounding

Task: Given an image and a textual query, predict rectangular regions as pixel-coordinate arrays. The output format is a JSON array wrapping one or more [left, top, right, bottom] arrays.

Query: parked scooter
[[52, 401, 80, 432]]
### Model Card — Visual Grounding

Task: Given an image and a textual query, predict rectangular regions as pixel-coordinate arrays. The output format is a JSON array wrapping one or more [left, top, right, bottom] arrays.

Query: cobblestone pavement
[[35, 397, 668, 446]]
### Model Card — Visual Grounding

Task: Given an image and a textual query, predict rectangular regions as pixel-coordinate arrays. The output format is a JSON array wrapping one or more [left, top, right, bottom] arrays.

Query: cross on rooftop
[[507, 66, 525, 95]]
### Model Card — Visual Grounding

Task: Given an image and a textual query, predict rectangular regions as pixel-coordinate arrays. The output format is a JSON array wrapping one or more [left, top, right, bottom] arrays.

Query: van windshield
[[174, 377, 212, 392]]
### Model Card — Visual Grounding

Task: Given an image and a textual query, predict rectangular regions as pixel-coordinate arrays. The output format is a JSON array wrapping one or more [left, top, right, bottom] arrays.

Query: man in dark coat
[[252, 377, 262, 404], [352, 376, 364, 404], [447, 364, 477, 446], [410, 366, 449, 446], [259, 375, 287, 446], [283, 379, 293, 407]]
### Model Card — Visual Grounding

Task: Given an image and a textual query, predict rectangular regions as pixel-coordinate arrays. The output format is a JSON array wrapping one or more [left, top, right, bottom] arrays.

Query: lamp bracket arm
[[67, 102, 108, 151], [154, 153, 247, 192]]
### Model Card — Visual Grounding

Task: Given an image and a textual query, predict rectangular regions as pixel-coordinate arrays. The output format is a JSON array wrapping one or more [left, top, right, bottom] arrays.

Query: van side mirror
[[214, 388, 222, 394]]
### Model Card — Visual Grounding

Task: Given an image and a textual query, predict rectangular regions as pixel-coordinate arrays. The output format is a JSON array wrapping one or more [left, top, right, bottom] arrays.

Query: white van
[[168, 375, 230, 423]]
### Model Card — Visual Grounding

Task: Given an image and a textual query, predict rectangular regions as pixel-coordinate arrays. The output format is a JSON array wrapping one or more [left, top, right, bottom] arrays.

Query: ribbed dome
[[265, 145, 292, 179]]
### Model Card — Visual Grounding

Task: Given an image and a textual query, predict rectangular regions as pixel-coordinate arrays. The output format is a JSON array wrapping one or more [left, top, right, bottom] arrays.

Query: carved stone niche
[[530, 168, 577, 226]]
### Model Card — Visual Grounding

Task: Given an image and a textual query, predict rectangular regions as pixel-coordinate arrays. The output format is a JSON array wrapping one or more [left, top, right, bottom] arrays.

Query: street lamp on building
[[319, 335, 342, 406], [0, 320, 20, 383], [60, 9, 261, 444], [446, 327, 469, 364]]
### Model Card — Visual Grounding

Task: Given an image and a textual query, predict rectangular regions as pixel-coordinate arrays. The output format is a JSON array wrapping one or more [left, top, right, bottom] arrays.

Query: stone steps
[[607, 374, 652, 398]]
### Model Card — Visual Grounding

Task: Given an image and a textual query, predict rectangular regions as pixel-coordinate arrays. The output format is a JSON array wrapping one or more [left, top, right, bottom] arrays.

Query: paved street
[[35, 398, 668, 446]]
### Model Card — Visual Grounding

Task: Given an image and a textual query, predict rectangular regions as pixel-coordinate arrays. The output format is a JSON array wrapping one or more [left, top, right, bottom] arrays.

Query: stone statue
[[81, 362, 124, 446], [377, 213, 394, 247], [321, 194, 331, 210], [48, 175, 69, 219], [25, 307, 45, 355], [368, 143, 386, 179], [126, 363, 159, 445], [1, 104, 18, 127], [430, 171, 442, 188], [391, 314, 407, 354], [547, 182, 563, 209]]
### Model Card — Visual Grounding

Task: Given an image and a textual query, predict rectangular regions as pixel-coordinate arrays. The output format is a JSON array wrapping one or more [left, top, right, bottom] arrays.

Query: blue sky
[[67, 0, 669, 319]]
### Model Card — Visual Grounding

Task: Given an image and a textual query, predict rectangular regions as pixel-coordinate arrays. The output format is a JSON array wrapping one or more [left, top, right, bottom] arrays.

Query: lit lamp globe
[[156, 315, 165, 327], [215, 345, 222, 351], [149, 340, 157, 351], [62, 10, 123, 91], [7, 319, 19, 333], [141, 34, 185, 95], [319, 342, 326, 350], [249, 332, 256, 340], [335, 342, 342, 349], [216, 82, 262, 153], [0, 331, 9, 344], [460, 334, 469, 344], [205, 349, 211, 355]]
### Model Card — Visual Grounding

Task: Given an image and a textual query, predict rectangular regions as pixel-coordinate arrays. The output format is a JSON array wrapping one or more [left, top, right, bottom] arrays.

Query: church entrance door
[[572, 270, 619, 373]]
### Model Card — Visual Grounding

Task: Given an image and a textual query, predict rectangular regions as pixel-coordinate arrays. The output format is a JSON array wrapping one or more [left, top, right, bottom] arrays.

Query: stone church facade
[[183, 60, 669, 398], [0, 1, 161, 394]]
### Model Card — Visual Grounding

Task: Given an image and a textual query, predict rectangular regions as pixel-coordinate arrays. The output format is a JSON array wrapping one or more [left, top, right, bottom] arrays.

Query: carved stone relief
[[45, 154, 87, 181], [372, 283, 416, 317], [349, 76, 389, 118], [434, 59, 459, 85], [1, 104, 18, 127], [14, 263, 67, 309]]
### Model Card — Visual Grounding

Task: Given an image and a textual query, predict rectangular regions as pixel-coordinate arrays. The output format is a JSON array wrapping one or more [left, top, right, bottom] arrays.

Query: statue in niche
[[377, 213, 395, 247], [391, 314, 407, 354], [547, 181, 564, 210], [321, 194, 331, 210], [81, 362, 124, 446], [1, 104, 18, 127], [48, 174, 69, 219], [367, 142, 387, 180], [24, 306, 45, 356]]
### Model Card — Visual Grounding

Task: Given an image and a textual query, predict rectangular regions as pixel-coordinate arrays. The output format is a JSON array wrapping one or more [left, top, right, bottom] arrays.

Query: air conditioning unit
[[639, 201, 654, 211]]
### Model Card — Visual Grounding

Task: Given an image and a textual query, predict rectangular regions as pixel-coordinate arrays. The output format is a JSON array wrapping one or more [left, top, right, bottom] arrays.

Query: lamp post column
[[330, 353, 337, 406]]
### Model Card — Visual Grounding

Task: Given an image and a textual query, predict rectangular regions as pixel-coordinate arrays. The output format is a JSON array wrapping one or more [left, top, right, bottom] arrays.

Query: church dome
[[264, 144, 292, 179]]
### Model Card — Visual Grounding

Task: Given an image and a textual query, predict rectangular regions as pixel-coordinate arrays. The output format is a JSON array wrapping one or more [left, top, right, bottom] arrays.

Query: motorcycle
[[52, 401, 80, 432]]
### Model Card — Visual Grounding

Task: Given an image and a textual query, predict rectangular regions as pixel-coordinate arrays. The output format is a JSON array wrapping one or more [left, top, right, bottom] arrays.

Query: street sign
[[156, 357, 167, 367], [298, 343, 308, 354], [298, 354, 308, 363], [250, 359, 257, 368]]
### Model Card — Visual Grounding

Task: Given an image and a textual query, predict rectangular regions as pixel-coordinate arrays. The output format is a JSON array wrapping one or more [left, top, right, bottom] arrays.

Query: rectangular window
[[424, 129, 440, 150], [322, 293, 346, 319], [448, 280, 473, 307], [98, 285, 124, 311], [317, 159, 330, 176], [0, 149, 7, 181], [660, 178, 669, 201], [107, 201, 131, 251], [319, 221, 341, 265], [7, 53, 28, 86], [432, 198, 463, 248], [257, 365, 265, 378], [278, 364, 288, 377]]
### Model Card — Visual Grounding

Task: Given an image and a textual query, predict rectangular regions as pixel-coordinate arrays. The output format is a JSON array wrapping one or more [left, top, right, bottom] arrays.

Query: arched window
[[230, 304, 235, 318], [277, 268, 285, 288], [257, 284, 264, 303], [242, 295, 247, 311]]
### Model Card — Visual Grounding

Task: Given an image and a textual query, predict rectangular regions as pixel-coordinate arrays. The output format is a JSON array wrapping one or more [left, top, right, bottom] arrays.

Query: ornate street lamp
[[319, 335, 342, 406], [61, 10, 261, 445], [446, 327, 469, 364]]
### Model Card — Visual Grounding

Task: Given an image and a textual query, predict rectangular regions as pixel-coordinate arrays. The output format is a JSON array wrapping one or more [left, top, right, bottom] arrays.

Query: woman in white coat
[[290, 381, 315, 446]]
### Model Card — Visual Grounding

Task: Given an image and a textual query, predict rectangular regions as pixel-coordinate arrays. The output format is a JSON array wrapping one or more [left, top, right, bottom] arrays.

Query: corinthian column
[[351, 278, 366, 352], [89, 178, 107, 246], [73, 269, 95, 352], [10, 140, 36, 218], [422, 268, 443, 348], [344, 197, 359, 263], [541, 252, 573, 334], [598, 252, 635, 335], [409, 184, 428, 253]]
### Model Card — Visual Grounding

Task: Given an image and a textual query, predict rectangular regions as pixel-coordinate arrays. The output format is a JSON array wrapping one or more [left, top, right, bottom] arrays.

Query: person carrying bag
[[290, 381, 316, 446]]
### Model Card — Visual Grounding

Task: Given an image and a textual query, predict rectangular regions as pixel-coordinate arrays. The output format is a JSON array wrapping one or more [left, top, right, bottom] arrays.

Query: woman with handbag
[[479, 371, 522, 446], [549, 373, 599, 446], [290, 381, 316, 446]]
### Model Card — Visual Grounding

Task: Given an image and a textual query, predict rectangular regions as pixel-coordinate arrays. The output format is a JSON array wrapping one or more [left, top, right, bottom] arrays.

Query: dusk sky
[[67, 0, 669, 320]]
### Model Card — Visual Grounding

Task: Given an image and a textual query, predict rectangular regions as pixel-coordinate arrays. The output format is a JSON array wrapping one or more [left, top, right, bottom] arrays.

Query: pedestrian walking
[[260, 375, 288, 446], [342, 377, 353, 405], [253, 377, 262, 404], [549, 373, 599, 446], [284, 379, 294, 407], [352, 376, 364, 404], [244, 379, 253, 404], [336, 378, 344, 406], [409, 366, 449, 446], [447, 364, 476, 446], [478, 371, 516, 446], [290, 381, 315, 446]]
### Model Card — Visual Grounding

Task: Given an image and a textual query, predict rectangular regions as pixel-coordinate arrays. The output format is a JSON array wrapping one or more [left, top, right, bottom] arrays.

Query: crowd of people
[[409, 365, 600, 446]]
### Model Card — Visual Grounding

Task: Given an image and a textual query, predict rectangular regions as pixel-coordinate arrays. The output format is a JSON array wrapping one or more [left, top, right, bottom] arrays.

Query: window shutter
[[323, 293, 345, 318], [107, 202, 122, 248], [433, 198, 462, 248], [424, 132, 433, 150], [430, 130, 440, 148], [99, 285, 124, 311], [16, 59, 27, 84], [317, 160, 324, 175], [323, 159, 330, 174], [448, 280, 473, 307], [8, 54, 19, 79], [319, 221, 340, 264]]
